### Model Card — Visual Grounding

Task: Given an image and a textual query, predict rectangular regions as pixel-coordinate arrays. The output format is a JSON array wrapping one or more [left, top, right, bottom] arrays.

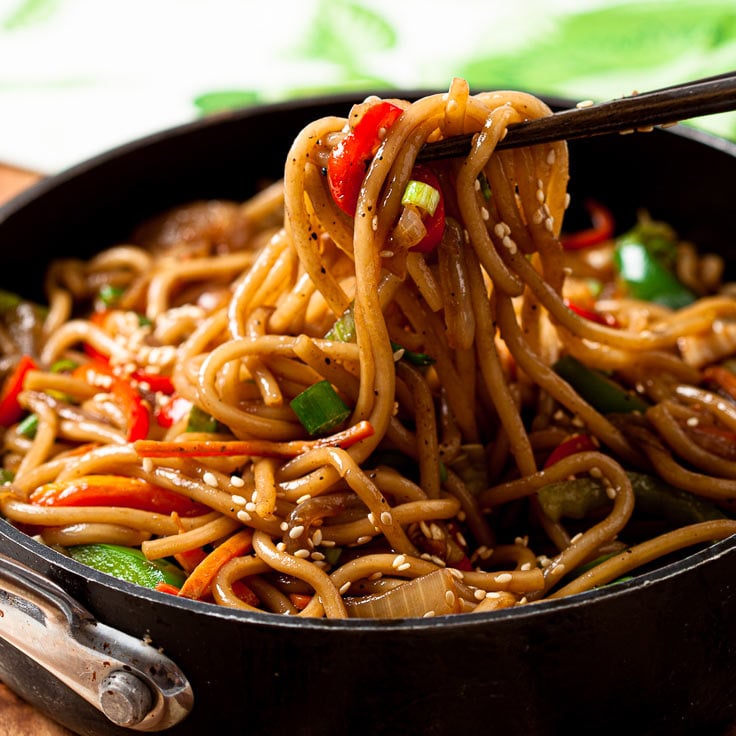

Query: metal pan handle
[[0, 553, 193, 731]]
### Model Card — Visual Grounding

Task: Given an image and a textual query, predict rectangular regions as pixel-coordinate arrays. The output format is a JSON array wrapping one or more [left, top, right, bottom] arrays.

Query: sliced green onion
[[390, 341, 435, 366], [322, 546, 343, 566], [0, 468, 15, 485], [325, 304, 356, 342], [137, 313, 153, 327], [0, 289, 22, 313], [17, 413, 38, 438], [290, 380, 351, 436], [51, 358, 79, 373], [401, 179, 441, 216], [477, 172, 492, 201], [186, 405, 220, 433], [99, 284, 125, 307]]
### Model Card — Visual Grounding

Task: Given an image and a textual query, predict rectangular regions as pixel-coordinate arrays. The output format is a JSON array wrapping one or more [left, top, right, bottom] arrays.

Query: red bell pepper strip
[[0, 354, 38, 427], [564, 299, 619, 328], [405, 164, 446, 253], [28, 474, 210, 517], [544, 433, 598, 469], [289, 593, 313, 610], [703, 365, 736, 402], [155, 395, 193, 429], [73, 362, 150, 442], [561, 199, 615, 250], [327, 101, 404, 216], [130, 371, 175, 394]]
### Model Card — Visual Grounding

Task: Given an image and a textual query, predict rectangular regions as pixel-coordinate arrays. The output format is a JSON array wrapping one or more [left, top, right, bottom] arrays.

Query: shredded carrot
[[174, 547, 208, 573], [154, 582, 181, 595], [177, 528, 254, 600], [134, 419, 375, 458], [232, 580, 259, 607]]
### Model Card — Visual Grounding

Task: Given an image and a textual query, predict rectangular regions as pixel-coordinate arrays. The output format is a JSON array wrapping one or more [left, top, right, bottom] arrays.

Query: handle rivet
[[99, 670, 153, 727]]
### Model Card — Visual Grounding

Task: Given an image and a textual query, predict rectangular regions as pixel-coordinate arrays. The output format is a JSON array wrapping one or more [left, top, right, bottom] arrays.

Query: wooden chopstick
[[417, 71, 736, 162]]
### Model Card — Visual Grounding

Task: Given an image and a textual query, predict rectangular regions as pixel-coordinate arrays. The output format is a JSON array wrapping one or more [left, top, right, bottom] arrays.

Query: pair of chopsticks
[[417, 71, 736, 162]]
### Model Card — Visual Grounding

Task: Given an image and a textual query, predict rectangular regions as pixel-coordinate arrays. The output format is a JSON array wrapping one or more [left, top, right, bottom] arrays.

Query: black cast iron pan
[[0, 91, 735, 736]]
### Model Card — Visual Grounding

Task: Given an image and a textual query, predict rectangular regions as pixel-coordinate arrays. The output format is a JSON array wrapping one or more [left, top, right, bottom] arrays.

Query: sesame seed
[[590, 467, 603, 478], [576, 99, 594, 108], [546, 149, 556, 165], [293, 549, 310, 558], [473, 589, 486, 600], [296, 493, 312, 504], [372, 216, 378, 231], [448, 568, 464, 580], [237, 510, 251, 523], [312, 529, 323, 546], [544, 217, 554, 233], [230, 475, 245, 488], [455, 531, 467, 547], [486, 591, 501, 599], [514, 536, 529, 547], [420, 521, 432, 538], [606, 486, 618, 499], [368, 571, 383, 581], [289, 525, 305, 539], [380, 511, 393, 526], [202, 471, 218, 488], [397, 562, 411, 572], [321, 539, 336, 547], [311, 551, 325, 561], [245, 502, 257, 513], [231, 494, 246, 506], [280, 521, 289, 531], [502, 236, 518, 254], [276, 542, 286, 552], [536, 188, 545, 203], [481, 207, 490, 221], [564, 193, 571, 209], [380, 250, 395, 258], [142, 458, 154, 473], [339, 582, 351, 594], [686, 417, 699, 427], [474, 178, 481, 191], [355, 536, 372, 544], [520, 562, 532, 571], [570, 532, 583, 545], [494, 573, 513, 584], [392, 554, 407, 569], [445, 590, 456, 607], [392, 347, 405, 362]]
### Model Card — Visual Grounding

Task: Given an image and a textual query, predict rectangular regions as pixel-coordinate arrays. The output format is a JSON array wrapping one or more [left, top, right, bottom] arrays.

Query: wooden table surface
[[0, 162, 78, 735]]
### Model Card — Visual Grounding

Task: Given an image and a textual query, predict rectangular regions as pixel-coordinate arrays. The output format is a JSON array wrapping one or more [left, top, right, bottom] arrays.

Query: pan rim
[[2, 88, 736, 632]]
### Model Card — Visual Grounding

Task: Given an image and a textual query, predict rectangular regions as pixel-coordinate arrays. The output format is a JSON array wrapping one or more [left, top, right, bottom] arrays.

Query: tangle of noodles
[[3, 80, 736, 619]]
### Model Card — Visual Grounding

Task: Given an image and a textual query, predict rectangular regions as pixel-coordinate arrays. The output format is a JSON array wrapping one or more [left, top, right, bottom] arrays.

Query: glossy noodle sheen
[[3, 80, 736, 619]]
